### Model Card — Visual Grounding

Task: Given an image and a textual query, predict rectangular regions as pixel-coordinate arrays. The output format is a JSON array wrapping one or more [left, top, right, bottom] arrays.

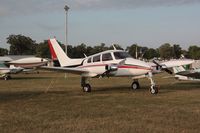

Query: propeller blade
[[163, 68, 173, 74], [153, 60, 173, 74], [152, 60, 162, 67]]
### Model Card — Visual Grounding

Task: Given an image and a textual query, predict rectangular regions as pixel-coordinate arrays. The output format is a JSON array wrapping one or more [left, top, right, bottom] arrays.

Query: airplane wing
[[41, 66, 89, 75], [160, 59, 194, 68], [151, 59, 194, 74], [176, 70, 200, 79]]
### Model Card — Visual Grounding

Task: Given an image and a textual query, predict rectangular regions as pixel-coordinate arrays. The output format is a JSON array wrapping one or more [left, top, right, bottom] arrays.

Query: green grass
[[0, 72, 200, 133]]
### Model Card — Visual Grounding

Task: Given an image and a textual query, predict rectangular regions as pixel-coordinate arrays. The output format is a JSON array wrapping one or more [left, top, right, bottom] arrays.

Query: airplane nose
[[125, 58, 152, 71]]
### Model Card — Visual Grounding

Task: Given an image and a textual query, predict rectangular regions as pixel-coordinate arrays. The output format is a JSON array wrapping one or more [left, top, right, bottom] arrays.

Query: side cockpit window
[[87, 58, 91, 63], [102, 53, 113, 61], [114, 52, 131, 60], [93, 55, 101, 62]]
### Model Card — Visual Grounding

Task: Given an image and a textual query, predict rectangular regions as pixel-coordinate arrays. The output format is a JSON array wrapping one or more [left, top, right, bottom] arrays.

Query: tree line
[[1, 34, 200, 60]]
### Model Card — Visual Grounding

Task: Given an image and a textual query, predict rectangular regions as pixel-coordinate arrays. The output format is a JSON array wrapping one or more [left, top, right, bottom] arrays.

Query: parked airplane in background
[[0, 62, 23, 80], [42, 38, 193, 94], [173, 66, 200, 81], [0, 57, 48, 80], [8, 57, 48, 69]]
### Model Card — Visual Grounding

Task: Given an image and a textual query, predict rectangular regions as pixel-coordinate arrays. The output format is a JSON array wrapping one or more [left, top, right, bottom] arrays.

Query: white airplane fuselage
[[8, 57, 48, 69], [78, 51, 152, 78], [46, 38, 159, 93]]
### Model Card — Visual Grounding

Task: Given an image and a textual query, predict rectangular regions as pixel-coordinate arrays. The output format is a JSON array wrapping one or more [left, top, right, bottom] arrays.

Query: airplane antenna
[[83, 53, 87, 58], [112, 44, 117, 50]]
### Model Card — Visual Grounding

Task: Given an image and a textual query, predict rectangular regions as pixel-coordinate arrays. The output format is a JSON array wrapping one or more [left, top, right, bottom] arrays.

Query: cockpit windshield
[[113, 52, 131, 60]]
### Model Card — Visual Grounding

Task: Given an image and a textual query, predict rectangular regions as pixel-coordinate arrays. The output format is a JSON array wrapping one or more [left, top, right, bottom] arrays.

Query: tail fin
[[173, 66, 186, 74], [48, 38, 83, 67], [48, 40, 57, 60]]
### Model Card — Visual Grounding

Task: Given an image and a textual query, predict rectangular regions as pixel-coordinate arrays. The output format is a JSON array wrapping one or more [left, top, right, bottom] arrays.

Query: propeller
[[153, 60, 173, 74]]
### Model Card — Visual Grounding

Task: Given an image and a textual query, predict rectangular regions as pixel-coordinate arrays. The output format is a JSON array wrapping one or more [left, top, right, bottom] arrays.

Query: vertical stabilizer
[[48, 39, 83, 67], [48, 40, 57, 60]]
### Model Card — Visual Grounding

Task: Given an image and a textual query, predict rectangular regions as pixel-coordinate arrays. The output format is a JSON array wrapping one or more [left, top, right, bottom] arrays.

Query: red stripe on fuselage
[[78, 64, 106, 68], [118, 65, 151, 70], [79, 64, 151, 70]]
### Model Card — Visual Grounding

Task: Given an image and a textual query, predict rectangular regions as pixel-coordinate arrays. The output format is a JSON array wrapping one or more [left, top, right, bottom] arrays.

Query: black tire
[[82, 84, 91, 92], [150, 85, 158, 94], [131, 81, 140, 90]]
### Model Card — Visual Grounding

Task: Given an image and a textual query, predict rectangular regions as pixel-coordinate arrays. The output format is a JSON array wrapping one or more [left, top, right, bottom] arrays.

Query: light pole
[[64, 5, 70, 55]]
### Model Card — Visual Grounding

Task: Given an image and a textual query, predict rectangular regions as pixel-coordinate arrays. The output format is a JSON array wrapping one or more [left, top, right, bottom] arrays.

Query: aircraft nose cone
[[125, 58, 152, 71]]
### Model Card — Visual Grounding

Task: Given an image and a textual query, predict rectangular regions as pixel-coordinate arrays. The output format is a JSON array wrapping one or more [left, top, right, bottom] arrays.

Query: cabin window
[[93, 55, 101, 62], [102, 53, 113, 61], [87, 58, 92, 63], [114, 52, 131, 60]]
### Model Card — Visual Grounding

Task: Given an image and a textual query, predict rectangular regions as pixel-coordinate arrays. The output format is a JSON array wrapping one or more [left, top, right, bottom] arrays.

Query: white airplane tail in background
[[48, 39, 84, 67]]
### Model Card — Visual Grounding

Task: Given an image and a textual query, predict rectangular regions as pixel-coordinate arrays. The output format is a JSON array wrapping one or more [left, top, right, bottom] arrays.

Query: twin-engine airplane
[[42, 38, 193, 94]]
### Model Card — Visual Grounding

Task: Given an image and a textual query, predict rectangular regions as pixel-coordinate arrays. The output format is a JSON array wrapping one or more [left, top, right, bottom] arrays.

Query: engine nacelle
[[105, 64, 118, 71]]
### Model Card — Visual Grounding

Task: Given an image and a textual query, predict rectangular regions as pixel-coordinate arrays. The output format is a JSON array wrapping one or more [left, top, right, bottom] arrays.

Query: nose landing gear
[[148, 72, 158, 94], [150, 85, 159, 94]]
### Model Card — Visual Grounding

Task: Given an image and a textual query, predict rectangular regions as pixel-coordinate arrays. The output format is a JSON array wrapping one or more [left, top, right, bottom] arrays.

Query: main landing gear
[[3, 75, 11, 80], [131, 80, 140, 90], [81, 74, 158, 94], [81, 77, 91, 92]]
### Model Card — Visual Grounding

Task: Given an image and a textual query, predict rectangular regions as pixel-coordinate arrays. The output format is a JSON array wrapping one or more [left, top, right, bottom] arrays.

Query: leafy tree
[[181, 50, 189, 58], [126, 44, 139, 58], [172, 44, 182, 59], [143, 48, 159, 60], [0, 48, 8, 56], [159, 43, 173, 60], [7, 34, 37, 55], [126, 44, 148, 59], [36, 40, 51, 58], [188, 45, 200, 59]]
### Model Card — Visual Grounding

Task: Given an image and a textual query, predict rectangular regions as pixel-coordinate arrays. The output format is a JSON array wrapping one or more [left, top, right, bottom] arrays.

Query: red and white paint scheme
[[45, 38, 158, 94], [8, 57, 48, 69], [44, 38, 194, 94], [0, 57, 48, 80]]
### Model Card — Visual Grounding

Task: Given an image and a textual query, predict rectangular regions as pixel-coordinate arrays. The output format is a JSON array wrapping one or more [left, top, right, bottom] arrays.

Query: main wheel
[[82, 84, 91, 92], [150, 85, 158, 94], [131, 81, 140, 90]]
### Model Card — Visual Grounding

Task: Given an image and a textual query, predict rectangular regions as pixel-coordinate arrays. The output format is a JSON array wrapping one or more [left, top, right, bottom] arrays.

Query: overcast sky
[[0, 0, 200, 49]]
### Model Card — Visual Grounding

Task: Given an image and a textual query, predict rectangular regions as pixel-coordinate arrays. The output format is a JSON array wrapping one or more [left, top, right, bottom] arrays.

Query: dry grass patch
[[0, 72, 200, 133]]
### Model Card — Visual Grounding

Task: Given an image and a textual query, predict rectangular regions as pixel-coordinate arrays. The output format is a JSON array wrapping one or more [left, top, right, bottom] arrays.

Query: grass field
[[0, 72, 200, 133]]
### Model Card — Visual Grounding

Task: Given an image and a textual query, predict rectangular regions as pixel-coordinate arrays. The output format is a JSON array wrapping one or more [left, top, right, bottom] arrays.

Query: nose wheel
[[150, 85, 158, 94], [148, 72, 159, 95], [82, 84, 91, 92]]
